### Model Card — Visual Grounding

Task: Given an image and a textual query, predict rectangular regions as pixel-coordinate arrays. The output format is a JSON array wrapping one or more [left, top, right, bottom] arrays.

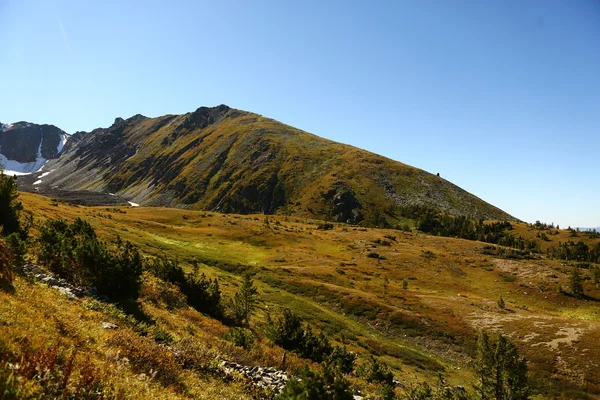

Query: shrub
[[5, 233, 26, 266], [0, 173, 23, 236], [328, 346, 356, 374], [368, 252, 385, 260], [229, 273, 258, 327], [267, 309, 353, 368], [110, 330, 181, 387], [145, 257, 222, 318], [1, 343, 115, 399], [275, 363, 354, 400], [224, 327, 255, 350], [356, 355, 394, 385], [497, 296, 505, 310], [140, 273, 187, 309], [317, 223, 334, 230], [152, 325, 174, 345], [35, 219, 142, 300]]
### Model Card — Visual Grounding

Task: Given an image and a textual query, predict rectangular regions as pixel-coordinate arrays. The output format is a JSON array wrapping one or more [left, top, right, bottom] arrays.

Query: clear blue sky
[[1, 0, 599, 227]]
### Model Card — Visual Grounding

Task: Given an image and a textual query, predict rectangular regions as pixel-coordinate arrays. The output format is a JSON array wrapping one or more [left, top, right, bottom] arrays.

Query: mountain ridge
[[9, 105, 516, 223]]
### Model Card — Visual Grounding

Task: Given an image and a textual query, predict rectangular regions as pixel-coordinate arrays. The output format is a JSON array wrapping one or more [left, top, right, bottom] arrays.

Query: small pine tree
[[402, 278, 408, 290], [0, 173, 23, 236], [231, 273, 258, 326], [497, 296, 505, 310], [474, 330, 494, 399], [570, 265, 584, 298], [475, 330, 528, 400]]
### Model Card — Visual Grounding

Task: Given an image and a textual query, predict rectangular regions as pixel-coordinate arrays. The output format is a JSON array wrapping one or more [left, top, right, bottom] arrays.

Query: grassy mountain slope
[[38, 105, 515, 224], [5, 192, 599, 399]]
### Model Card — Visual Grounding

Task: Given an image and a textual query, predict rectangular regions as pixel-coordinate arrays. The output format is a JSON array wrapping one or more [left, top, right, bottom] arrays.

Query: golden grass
[[6, 191, 600, 398]]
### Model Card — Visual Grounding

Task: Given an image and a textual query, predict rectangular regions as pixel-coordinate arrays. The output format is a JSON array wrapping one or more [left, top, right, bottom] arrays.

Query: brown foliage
[[0, 238, 13, 287], [109, 330, 182, 388]]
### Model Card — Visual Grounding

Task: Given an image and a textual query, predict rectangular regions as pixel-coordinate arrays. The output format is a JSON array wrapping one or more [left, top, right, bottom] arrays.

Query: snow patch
[[127, 201, 139, 207], [57, 133, 69, 154], [0, 128, 49, 175], [33, 180, 42, 185], [38, 170, 54, 179], [0, 154, 48, 176]]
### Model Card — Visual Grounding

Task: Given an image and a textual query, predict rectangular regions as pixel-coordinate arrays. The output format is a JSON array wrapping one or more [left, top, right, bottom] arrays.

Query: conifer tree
[[475, 330, 494, 399], [475, 330, 528, 399], [570, 265, 584, 298], [231, 273, 258, 326]]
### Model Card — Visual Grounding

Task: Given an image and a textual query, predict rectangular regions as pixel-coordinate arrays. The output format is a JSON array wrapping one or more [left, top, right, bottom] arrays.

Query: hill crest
[[16, 105, 515, 223]]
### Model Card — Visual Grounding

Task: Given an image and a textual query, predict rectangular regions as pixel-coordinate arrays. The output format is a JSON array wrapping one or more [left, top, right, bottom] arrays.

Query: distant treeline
[[547, 240, 600, 264], [396, 205, 541, 253], [395, 206, 600, 264]]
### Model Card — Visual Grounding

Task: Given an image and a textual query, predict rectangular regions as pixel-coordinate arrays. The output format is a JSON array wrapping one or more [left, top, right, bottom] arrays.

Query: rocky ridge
[[26, 105, 516, 223]]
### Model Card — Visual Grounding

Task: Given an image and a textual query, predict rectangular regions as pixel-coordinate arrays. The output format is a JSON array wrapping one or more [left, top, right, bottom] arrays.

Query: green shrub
[[146, 257, 222, 318], [356, 355, 394, 385], [224, 327, 255, 350], [5, 233, 26, 266], [317, 223, 335, 230], [328, 346, 356, 374], [275, 363, 353, 400], [153, 325, 174, 345], [0, 173, 23, 236], [267, 309, 352, 367], [35, 218, 142, 300]]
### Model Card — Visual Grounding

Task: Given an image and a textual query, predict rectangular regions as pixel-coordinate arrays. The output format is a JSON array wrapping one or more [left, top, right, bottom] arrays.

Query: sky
[[0, 0, 599, 228]]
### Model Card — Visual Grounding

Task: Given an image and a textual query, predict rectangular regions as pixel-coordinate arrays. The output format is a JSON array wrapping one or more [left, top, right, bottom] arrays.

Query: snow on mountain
[[0, 124, 70, 176], [57, 133, 69, 153], [1, 138, 48, 176]]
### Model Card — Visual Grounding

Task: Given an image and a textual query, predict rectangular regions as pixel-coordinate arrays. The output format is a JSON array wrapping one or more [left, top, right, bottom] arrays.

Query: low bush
[[356, 355, 394, 385], [267, 309, 355, 370], [110, 330, 181, 388], [35, 218, 142, 300], [0, 343, 115, 399], [224, 327, 255, 350], [275, 363, 354, 400], [145, 257, 222, 318]]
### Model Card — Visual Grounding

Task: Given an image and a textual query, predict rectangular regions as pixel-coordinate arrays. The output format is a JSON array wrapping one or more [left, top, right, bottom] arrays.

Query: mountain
[[23, 105, 514, 223], [0, 121, 69, 175]]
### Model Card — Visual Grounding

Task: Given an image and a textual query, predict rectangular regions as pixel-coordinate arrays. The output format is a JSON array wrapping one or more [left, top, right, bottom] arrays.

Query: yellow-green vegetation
[[1, 192, 600, 399], [41, 105, 514, 225]]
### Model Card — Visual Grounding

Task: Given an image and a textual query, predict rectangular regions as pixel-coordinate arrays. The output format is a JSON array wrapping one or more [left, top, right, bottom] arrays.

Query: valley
[[1, 192, 598, 398]]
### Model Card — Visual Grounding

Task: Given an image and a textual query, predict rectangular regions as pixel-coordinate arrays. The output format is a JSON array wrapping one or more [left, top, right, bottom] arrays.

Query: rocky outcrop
[[15, 263, 85, 299], [0, 122, 67, 163], [322, 184, 363, 224], [219, 359, 292, 395]]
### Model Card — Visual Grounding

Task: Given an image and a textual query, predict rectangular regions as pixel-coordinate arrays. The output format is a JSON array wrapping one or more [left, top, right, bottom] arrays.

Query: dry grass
[[6, 191, 600, 398]]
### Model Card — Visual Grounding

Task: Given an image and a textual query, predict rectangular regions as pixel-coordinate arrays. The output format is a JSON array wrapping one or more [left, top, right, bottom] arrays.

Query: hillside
[[1, 192, 599, 399], [27, 105, 515, 224]]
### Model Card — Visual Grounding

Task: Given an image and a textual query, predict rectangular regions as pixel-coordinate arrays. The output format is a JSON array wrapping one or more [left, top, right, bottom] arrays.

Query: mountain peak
[[31, 106, 516, 222]]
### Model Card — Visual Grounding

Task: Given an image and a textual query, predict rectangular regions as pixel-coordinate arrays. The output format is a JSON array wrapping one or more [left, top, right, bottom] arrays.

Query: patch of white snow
[[0, 128, 48, 175], [57, 133, 69, 153], [38, 170, 54, 179], [33, 180, 42, 185], [127, 201, 140, 207]]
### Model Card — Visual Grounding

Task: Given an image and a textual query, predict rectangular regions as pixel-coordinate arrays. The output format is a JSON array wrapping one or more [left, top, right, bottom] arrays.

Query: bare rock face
[[322, 184, 363, 224], [0, 122, 67, 163]]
